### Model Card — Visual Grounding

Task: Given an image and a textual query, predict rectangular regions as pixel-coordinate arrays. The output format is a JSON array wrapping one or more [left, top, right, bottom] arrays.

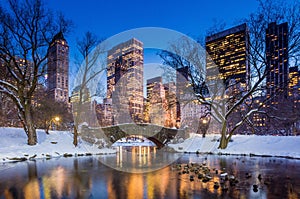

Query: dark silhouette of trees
[[159, 0, 300, 149], [71, 32, 105, 146], [33, 88, 73, 134], [0, 0, 70, 145]]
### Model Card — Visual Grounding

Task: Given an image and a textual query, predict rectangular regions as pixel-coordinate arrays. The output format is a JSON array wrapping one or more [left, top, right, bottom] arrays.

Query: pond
[[0, 146, 299, 199]]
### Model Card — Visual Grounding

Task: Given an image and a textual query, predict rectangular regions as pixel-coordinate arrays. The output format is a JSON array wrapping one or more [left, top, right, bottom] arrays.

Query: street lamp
[[54, 116, 60, 122], [200, 117, 210, 137], [52, 116, 60, 130]]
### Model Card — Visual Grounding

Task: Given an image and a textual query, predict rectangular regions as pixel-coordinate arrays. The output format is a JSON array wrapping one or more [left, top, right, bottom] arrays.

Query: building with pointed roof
[[47, 32, 69, 104]]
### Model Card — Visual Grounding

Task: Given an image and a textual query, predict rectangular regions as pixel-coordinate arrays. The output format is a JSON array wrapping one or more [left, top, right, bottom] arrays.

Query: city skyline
[[46, 1, 261, 71], [34, 19, 297, 134], [1, 4, 300, 196], [0, 0, 299, 138], [44, 1, 299, 100]]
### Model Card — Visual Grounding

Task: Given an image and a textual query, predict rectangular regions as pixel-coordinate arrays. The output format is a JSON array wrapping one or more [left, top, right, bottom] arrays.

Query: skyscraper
[[206, 23, 250, 89], [145, 77, 166, 126], [176, 67, 208, 132], [289, 66, 300, 104], [266, 22, 289, 100], [47, 32, 69, 104], [106, 38, 144, 124], [96, 98, 113, 127], [145, 77, 177, 127], [163, 81, 177, 128], [205, 24, 250, 134], [288, 66, 299, 96]]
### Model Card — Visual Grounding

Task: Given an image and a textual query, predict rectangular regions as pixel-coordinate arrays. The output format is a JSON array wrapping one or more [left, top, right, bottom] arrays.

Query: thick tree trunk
[[45, 125, 50, 134], [24, 105, 37, 145], [218, 135, 229, 149], [218, 121, 229, 149], [27, 126, 37, 145], [44, 120, 50, 134], [73, 125, 78, 147]]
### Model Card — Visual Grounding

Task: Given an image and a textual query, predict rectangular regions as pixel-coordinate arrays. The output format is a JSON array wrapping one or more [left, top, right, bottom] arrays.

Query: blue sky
[[47, 0, 259, 61], [47, 0, 259, 39], [47, 0, 260, 95]]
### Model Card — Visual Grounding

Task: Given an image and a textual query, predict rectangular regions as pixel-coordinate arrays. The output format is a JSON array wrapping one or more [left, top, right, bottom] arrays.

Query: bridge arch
[[79, 123, 187, 149]]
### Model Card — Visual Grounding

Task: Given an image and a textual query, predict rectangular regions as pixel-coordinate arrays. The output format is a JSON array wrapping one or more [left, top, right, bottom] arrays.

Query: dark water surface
[[0, 147, 299, 199]]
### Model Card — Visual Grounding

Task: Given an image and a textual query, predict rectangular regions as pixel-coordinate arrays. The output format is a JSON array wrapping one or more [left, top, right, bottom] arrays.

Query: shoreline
[[1, 128, 300, 163], [2, 150, 300, 165]]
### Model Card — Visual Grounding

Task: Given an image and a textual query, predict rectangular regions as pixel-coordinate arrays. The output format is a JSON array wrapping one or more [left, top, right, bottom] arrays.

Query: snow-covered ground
[[1, 128, 300, 163], [169, 133, 300, 158], [0, 127, 116, 163]]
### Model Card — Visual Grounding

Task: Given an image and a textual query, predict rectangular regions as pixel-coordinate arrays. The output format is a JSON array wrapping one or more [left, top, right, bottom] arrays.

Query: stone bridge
[[79, 123, 188, 148]]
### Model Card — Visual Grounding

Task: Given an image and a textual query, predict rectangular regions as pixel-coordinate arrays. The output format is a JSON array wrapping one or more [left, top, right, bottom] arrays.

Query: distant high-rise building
[[96, 98, 113, 127], [176, 66, 189, 126], [145, 77, 177, 128], [176, 67, 208, 132], [47, 32, 69, 104], [107, 38, 144, 124], [288, 66, 299, 96], [163, 82, 177, 128], [289, 66, 300, 104], [145, 76, 163, 123], [266, 22, 289, 100], [0, 58, 28, 127], [70, 85, 94, 126], [145, 77, 166, 126], [251, 96, 267, 130], [205, 24, 250, 134], [206, 23, 250, 89]]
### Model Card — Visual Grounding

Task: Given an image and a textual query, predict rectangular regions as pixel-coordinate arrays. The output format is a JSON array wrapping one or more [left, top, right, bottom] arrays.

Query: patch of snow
[[0, 127, 116, 163], [169, 134, 300, 158], [1, 127, 300, 163]]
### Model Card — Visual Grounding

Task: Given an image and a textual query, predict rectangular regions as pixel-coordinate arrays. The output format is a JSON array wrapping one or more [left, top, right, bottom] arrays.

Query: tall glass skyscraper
[[106, 38, 144, 124], [206, 23, 250, 89], [266, 22, 289, 100]]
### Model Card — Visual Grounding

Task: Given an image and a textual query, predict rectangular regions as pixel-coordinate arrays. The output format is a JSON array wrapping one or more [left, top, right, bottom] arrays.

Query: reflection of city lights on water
[[115, 145, 158, 169], [1, 156, 299, 198], [117, 146, 123, 168], [22, 166, 67, 199], [49, 166, 66, 198]]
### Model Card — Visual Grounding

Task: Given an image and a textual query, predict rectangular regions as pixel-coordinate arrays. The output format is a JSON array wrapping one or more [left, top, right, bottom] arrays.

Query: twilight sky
[[47, 0, 260, 60], [47, 0, 261, 95]]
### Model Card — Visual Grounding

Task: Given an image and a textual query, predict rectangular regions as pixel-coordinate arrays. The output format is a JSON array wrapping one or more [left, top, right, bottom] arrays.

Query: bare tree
[[244, 0, 300, 135], [160, 0, 300, 149], [71, 32, 106, 146], [206, 18, 227, 37], [0, 93, 19, 126], [259, 92, 300, 135], [0, 0, 70, 145], [33, 87, 73, 134]]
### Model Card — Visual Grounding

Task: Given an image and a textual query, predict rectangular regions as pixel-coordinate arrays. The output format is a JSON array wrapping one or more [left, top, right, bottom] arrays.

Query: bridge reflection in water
[[115, 146, 157, 169], [104, 135, 180, 173]]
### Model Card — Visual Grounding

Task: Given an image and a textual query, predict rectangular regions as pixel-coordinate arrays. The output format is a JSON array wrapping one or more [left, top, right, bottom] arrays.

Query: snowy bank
[[169, 134, 300, 159], [1, 128, 300, 162], [0, 127, 116, 163]]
